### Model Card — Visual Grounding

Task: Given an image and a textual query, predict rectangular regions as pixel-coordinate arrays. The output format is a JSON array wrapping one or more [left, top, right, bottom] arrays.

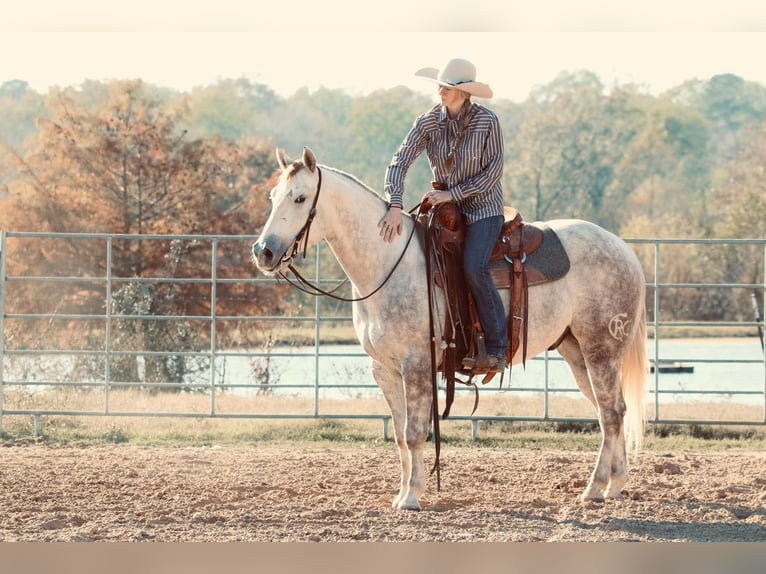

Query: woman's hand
[[426, 190, 451, 206], [379, 206, 403, 243]]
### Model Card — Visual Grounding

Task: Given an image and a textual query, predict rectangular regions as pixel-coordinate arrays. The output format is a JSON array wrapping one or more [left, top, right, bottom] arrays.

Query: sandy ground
[[1, 442, 766, 542]]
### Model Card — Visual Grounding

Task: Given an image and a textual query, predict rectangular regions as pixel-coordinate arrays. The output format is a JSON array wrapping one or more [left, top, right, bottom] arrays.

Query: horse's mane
[[320, 164, 387, 204]]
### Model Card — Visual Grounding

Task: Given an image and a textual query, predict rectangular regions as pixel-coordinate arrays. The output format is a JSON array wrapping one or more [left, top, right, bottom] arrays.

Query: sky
[[2, 1, 766, 102]]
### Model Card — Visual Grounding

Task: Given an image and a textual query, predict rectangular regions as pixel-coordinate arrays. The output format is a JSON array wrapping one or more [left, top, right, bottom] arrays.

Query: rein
[[277, 167, 419, 303]]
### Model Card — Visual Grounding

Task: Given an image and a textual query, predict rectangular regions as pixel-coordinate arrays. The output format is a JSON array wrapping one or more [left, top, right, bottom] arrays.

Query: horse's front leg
[[371, 354, 433, 511], [371, 361, 411, 508], [394, 369, 433, 511]]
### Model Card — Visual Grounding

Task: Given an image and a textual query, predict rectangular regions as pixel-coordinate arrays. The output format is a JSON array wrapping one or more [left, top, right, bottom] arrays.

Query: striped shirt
[[384, 102, 505, 224]]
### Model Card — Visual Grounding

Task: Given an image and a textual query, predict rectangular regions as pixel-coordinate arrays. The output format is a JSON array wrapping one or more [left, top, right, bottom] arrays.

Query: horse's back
[[543, 218, 645, 341], [547, 219, 642, 276]]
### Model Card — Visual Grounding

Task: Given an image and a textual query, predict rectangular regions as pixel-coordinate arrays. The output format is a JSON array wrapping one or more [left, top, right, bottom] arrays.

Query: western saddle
[[420, 196, 544, 417]]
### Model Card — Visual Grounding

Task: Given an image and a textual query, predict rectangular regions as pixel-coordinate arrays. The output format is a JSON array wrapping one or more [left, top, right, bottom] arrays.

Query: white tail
[[621, 296, 649, 457]]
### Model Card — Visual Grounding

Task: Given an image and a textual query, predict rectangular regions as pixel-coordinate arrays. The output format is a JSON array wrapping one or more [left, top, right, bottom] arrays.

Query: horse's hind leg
[[557, 335, 596, 407], [581, 359, 627, 502], [557, 336, 627, 502], [604, 422, 628, 499]]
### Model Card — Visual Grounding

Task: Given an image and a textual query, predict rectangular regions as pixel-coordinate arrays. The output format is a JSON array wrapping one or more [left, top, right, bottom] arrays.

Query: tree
[[266, 87, 353, 168], [185, 78, 280, 140], [344, 87, 433, 201], [612, 96, 711, 233], [673, 74, 766, 168], [0, 80, 47, 199], [0, 80, 284, 385], [507, 71, 638, 228], [0, 80, 46, 152], [707, 118, 766, 320]]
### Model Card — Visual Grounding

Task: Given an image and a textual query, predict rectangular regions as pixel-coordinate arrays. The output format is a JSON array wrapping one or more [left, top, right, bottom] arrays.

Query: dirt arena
[[1, 442, 765, 542]]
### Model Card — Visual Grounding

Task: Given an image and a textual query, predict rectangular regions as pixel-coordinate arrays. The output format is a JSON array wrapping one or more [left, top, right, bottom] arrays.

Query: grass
[[4, 417, 765, 453], [2, 386, 765, 452], [648, 325, 764, 339]]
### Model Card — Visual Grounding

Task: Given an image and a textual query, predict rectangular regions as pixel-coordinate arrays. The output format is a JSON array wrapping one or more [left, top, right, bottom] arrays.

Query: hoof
[[580, 484, 605, 503], [605, 488, 625, 500], [395, 493, 421, 511], [605, 477, 628, 499]]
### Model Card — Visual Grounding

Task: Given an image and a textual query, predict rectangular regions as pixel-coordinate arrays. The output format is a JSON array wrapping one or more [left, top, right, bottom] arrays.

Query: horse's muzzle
[[251, 238, 288, 275]]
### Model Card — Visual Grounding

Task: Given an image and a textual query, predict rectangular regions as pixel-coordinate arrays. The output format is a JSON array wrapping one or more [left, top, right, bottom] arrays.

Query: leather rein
[[278, 166, 419, 303]]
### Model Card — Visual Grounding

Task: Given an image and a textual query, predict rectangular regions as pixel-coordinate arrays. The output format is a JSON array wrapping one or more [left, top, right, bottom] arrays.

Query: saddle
[[421, 196, 571, 418]]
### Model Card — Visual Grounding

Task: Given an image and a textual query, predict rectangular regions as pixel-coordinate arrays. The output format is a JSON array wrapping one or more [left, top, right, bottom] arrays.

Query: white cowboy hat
[[415, 58, 493, 99]]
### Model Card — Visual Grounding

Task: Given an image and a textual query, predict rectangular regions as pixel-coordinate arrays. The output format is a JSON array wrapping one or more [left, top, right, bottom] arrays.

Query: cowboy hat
[[415, 58, 493, 99]]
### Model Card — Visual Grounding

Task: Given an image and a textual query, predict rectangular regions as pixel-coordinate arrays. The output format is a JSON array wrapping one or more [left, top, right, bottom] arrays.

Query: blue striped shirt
[[384, 102, 505, 224]]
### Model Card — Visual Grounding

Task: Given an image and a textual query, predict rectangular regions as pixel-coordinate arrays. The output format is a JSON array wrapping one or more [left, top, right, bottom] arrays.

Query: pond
[[220, 337, 766, 405]]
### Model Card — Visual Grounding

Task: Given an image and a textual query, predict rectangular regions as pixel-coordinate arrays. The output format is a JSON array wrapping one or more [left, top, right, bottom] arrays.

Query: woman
[[379, 57, 508, 372]]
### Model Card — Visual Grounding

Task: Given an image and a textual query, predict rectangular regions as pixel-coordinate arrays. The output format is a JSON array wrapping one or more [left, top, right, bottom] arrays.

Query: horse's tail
[[621, 295, 648, 457]]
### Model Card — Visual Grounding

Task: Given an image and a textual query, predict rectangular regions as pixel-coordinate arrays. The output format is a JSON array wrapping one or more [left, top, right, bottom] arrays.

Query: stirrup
[[467, 332, 491, 368]]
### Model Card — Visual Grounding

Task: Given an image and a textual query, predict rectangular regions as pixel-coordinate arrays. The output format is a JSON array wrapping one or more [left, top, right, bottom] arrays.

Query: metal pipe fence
[[0, 231, 764, 438]]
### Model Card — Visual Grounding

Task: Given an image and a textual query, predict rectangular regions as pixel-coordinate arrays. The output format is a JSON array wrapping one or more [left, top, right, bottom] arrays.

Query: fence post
[[210, 238, 219, 416], [0, 230, 6, 434], [104, 236, 113, 414], [313, 243, 322, 417], [653, 240, 661, 422], [762, 243, 766, 424]]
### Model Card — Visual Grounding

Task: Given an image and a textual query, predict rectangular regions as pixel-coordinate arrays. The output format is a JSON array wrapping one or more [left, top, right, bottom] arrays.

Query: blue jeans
[[463, 215, 508, 357]]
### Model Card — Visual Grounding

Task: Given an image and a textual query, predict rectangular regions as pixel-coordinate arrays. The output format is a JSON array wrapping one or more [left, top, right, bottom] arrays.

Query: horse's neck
[[320, 171, 414, 293]]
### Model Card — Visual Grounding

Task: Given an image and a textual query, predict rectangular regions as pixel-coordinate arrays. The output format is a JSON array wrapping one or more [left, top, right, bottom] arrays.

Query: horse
[[252, 147, 648, 511]]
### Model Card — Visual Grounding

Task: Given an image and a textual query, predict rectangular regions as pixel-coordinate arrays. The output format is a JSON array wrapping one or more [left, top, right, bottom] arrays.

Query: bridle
[[285, 166, 322, 262], [277, 166, 419, 303]]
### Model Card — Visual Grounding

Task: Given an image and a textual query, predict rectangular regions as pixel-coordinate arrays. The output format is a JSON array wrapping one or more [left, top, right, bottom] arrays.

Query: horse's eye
[[295, 195, 307, 204]]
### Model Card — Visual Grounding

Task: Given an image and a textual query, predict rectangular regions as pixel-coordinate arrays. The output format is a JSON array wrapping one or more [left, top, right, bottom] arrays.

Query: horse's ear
[[276, 148, 291, 170], [302, 147, 317, 172]]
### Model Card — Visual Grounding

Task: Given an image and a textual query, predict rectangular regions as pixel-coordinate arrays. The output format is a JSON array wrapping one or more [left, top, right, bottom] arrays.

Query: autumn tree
[[1, 80, 281, 385]]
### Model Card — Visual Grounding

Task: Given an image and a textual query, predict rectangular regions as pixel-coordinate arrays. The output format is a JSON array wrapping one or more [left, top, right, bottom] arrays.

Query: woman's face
[[439, 85, 467, 109]]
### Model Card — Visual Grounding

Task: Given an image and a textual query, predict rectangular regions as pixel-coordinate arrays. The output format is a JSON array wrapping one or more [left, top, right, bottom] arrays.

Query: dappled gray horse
[[252, 147, 648, 510]]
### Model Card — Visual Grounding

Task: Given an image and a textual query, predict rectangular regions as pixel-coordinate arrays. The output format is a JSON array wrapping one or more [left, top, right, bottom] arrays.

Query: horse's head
[[252, 146, 324, 275]]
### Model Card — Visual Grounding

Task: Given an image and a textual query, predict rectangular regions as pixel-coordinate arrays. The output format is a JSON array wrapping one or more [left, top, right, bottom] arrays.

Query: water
[[219, 337, 766, 405], [4, 338, 764, 405], [647, 338, 765, 405]]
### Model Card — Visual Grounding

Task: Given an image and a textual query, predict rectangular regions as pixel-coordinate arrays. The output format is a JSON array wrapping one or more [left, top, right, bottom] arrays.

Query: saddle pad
[[490, 222, 570, 288]]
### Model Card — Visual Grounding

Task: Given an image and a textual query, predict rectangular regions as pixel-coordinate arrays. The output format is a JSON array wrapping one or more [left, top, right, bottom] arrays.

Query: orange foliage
[[0, 80, 286, 349]]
